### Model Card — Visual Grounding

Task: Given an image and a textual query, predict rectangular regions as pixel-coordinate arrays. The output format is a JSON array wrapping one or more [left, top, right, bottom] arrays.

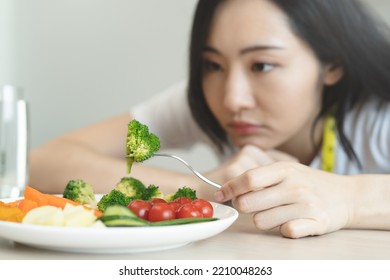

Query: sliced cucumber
[[100, 205, 218, 227], [102, 205, 138, 218], [100, 205, 148, 227], [150, 217, 217, 226], [100, 215, 149, 226]]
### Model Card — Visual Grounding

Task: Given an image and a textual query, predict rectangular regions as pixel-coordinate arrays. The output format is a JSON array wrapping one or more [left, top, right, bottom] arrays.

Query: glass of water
[[0, 85, 28, 199]]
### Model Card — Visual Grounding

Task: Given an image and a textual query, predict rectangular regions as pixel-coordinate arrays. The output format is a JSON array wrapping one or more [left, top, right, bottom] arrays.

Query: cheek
[[260, 69, 322, 113], [254, 73, 323, 140], [202, 80, 225, 118]]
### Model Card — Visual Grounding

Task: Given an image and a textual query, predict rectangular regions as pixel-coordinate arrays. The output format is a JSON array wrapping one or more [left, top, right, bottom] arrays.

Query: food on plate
[[113, 176, 147, 198], [0, 180, 215, 227], [0, 186, 103, 220], [100, 204, 216, 227], [63, 179, 97, 208], [24, 185, 102, 217], [163, 186, 197, 202], [97, 177, 163, 212], [126, 119, 160, 173], [0, 201, 25, 222], [97, 189, 131, 213], [66, 176, 215, 226], [96, 176, 192, 212], [99, 205, 149, 226], [22, 204, 104, 227], [192, 198, 214, 218], [127, 196, 214, 222], [15, 198, 38, 213]]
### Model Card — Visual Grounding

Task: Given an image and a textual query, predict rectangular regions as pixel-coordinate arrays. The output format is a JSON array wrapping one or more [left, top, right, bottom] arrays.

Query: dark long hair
[[188, 0, 390, 163]]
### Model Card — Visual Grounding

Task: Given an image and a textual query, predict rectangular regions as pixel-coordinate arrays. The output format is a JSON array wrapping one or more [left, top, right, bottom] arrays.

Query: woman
[[30, 0, 390, 238]]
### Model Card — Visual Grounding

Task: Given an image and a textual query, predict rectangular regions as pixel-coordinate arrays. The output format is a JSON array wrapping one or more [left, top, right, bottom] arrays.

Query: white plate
[[0, 197, 238, 253]]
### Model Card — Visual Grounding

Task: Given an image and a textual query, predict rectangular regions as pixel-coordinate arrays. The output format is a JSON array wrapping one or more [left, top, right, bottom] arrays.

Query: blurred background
[[1, 0, 390, 172]]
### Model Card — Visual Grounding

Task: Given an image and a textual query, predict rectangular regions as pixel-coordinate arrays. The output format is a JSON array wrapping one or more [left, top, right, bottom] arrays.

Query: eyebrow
[[203, 45, 284, 55]]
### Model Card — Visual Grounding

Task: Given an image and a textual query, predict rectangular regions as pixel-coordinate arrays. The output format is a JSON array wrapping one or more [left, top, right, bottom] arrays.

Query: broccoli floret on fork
[[126, 119, 160, 173]]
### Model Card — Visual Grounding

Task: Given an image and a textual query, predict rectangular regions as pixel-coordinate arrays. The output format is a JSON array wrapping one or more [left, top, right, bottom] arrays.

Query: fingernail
[[214, 190, 225, 202]]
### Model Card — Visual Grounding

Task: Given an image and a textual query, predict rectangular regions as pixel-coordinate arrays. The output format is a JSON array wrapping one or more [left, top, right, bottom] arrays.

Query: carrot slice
[[22, 185, 102, 217], [17, 199, 39, 213], [92, 208, 103, 218], [24, 186, 49, 206], [45, 193, 78, 208], [5, 199, 23, 207], [0, 202, 25, 222]]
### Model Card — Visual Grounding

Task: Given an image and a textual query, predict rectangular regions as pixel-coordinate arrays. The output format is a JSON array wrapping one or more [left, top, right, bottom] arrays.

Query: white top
[[131, 82, 390, 175]]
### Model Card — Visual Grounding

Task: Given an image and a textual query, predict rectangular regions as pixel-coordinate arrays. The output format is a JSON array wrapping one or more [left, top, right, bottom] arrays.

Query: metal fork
[[153, 153, 221, 189]]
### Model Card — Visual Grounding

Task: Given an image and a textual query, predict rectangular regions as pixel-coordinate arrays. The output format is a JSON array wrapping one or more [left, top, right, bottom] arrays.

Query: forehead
[[207, 0, 299, 50]]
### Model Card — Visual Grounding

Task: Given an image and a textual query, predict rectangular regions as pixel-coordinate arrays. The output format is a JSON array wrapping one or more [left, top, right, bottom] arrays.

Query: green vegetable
[[113, 177, 164, 201], [142, 184, 164, 201], [164, 186, 197, 202], [114, 177, 146, 198], [97, 177, 166, 211], [126, 119, 161, 173], [99, 205, 217, 227], [103, 204, 138, 217], [97, 189, 132, 212], [99, 205, 148, 226], [150, 217, 217, 226], [63, 179, 97, 207]]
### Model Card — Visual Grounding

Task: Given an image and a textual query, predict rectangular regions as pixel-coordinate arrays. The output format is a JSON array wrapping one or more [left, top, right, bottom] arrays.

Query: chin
[[233, 138, 272, 150]]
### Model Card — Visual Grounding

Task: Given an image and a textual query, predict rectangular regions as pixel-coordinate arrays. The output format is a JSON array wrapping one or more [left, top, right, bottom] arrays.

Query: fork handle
[[154, 153, 221, 189]]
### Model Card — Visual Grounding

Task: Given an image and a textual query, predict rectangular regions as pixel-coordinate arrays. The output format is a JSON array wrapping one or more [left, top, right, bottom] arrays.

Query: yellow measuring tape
[[321, 112, 337, 172]]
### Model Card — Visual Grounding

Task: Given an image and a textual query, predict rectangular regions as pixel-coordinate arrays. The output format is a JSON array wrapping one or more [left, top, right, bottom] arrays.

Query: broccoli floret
[[114, 177, 146, 198], [164, 186, 197, 202], [97, 189, 132, 212], [98, 177, 162, 212], [126, 119, 160, 173], [142, 184, 164, 201], [63, 179, 97, 207]]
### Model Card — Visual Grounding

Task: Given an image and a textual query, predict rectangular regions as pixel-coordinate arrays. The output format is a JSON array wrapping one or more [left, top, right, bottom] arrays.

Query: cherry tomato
[[176, 203, 203, 219], [174, 197, 192, 205], [148, 203, 175, 222], [168, 201, 181, 213], [192, 199, 214, 218], [149, 198, 167, 205], [127, 199, 151, 220]]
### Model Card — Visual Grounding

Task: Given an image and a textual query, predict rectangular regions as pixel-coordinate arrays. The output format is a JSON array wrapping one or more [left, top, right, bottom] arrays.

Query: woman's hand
[[205, 145, 298, 185], [215, 161, 355, 238]]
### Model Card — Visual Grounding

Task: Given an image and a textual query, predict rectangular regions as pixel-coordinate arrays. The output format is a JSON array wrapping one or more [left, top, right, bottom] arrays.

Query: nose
[[223, 68, 255, 113]]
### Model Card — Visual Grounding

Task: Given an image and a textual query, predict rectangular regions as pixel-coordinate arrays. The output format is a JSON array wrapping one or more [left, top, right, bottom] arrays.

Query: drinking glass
[[0, 85, 28, 199]]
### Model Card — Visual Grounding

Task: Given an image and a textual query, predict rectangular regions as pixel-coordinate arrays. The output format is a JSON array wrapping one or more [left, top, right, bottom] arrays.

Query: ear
[[323, 64, 343, 86]]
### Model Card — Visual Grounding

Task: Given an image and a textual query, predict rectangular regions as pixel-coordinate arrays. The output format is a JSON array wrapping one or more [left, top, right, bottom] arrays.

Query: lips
[[227, 121, 262, 135]]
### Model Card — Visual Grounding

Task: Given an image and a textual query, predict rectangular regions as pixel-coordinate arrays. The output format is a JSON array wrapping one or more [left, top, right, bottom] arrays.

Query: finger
[[252, 203, 314, 230], [215, 162, 289, 202], [232, 182, 294, 213], [280, 219, 326, 239]]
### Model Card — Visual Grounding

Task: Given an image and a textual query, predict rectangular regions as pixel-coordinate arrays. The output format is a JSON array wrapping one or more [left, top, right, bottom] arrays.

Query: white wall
[[1, 0, 390, 172], [13, 0, 198, 147], [0, 0, 17, 85], [9, 0, 212, 171], [366, 0, 390, 18]]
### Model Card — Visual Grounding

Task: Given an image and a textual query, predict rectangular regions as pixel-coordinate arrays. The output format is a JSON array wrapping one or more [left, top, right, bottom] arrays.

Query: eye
[[203, 60, 222, 72], [251, 63, 275, 73]]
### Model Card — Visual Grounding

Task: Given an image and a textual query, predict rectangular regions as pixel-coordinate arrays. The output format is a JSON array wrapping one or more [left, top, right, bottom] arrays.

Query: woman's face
[[202, 0, 338, 153]]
